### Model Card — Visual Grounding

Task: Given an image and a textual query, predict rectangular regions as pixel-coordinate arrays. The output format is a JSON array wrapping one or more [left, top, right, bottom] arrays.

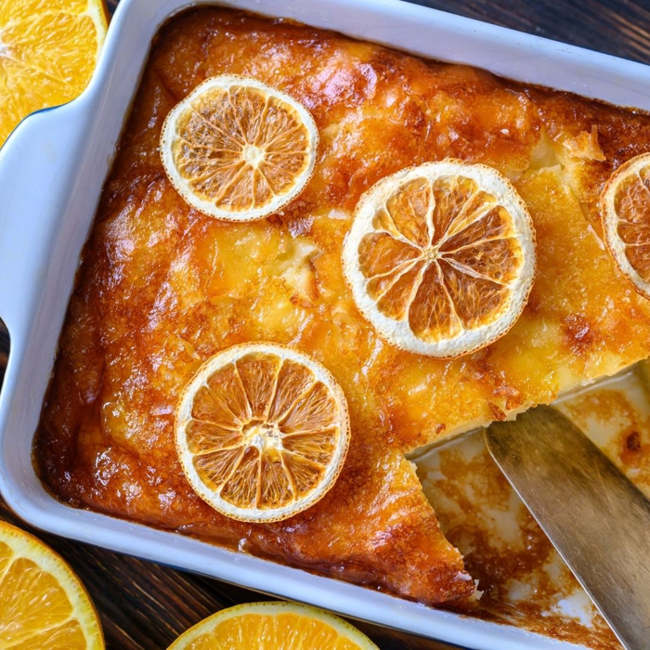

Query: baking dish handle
[[0, 101, 90, 337]]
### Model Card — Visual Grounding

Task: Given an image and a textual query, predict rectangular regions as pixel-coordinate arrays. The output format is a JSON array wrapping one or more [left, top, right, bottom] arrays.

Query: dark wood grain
[[2, 1, 649, 648], [410, 0, 650, 64], [0, 500, 459, 649]]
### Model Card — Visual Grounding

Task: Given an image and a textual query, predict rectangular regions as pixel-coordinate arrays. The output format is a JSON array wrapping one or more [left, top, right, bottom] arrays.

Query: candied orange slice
[[0, 0, 107, 145], [0, 521, 104, 649], [600, 152, 650, 300], [160, 75, 318, 221], [168, 601, 378, 650], [342, 160, 536, 357], [175, 343, 350, 522]]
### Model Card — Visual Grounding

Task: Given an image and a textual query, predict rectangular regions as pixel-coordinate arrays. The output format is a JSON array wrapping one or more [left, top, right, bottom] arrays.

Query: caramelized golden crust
[[35, 8, 650, 605]]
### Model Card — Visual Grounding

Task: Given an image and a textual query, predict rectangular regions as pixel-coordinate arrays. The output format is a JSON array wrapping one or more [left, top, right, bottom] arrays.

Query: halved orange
[[175, 343, 350, 522], [0, 0, 107, 144], [600, 152, 650, 300], [168, 601, 378, 650], [0, 520, 104, 649], [342, 160, 536, 357], [160, 75, 318, 221]]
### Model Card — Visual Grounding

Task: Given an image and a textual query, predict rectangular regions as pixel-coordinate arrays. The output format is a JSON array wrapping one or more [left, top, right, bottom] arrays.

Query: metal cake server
[[485, 405, 650, 650]]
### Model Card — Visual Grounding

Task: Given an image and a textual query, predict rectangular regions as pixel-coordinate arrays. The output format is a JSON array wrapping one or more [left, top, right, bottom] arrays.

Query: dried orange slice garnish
[[342, 160, 536, 357], [175, 343, 350, 522], [167, 601, 378, 650], [0, 520, 104, 649], [600, 152, 650, 300], [160, 75, 318, 221], [0, 0, 107, 145]]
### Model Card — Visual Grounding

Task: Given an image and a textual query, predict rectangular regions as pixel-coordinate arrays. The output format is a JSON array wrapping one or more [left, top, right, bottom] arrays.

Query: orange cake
[[35, 8, 650, 606]]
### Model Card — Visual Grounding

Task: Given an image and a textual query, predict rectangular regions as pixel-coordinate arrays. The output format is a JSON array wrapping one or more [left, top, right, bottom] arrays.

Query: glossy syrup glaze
[[36, 8, 650, 608]]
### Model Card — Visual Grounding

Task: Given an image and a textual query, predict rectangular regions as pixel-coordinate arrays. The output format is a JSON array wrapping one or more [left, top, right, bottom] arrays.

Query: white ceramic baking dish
[[1, 0, 649, 647]]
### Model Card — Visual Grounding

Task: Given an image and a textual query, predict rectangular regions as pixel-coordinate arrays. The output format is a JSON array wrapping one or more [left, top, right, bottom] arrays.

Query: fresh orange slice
[[0, 520, 104, 649], [175, 343, 350, 522], [600, 152, 650, 300], [0, 0, 107, 144], [167, 601, 378, 650], [160, 75, 318, 221], [342, 160, 536, 357]]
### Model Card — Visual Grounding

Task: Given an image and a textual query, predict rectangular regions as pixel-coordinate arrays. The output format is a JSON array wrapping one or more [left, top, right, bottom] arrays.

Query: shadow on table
[[0, 318, 8, 391]]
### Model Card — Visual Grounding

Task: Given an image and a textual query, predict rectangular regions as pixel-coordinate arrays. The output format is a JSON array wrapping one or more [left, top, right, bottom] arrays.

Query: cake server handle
[[485, 405, 650, 650]]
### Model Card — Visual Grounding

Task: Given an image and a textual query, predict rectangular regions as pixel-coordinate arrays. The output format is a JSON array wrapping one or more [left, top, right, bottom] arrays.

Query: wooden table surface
[[1, 1, 649, 648]]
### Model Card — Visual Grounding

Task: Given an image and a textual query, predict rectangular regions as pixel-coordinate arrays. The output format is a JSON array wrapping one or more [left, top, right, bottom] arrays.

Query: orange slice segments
[[175, 343, 350, 522], [167, 601, 378, 650], [600, 152, 650, 300], [160, 75, 318, 221], [0, 521, 104, 649], [342, 160, 536, 357], [0, 0, 107, 145]]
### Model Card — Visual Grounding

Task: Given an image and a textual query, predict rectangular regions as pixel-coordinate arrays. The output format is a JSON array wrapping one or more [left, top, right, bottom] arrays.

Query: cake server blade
[[484, 405, 650, 650]]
